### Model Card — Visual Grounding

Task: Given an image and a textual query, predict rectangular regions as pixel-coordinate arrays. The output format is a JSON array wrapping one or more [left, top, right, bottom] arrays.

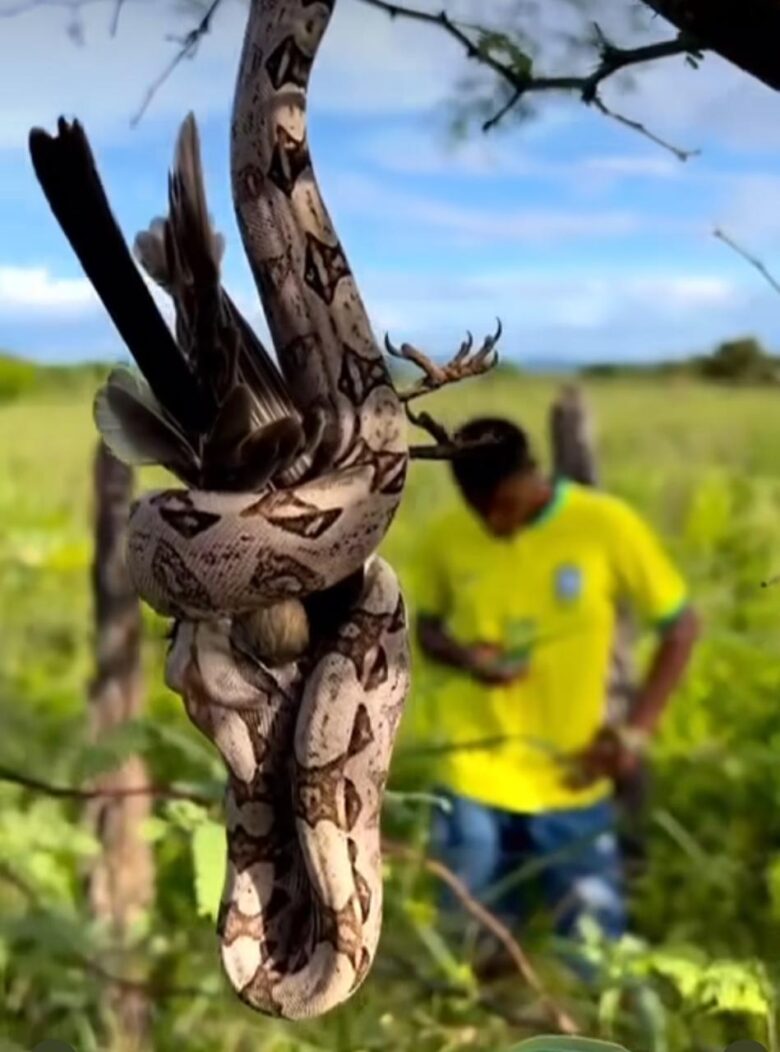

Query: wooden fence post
[[549, 383, 599, 488], [85, 440, 154, 1048]]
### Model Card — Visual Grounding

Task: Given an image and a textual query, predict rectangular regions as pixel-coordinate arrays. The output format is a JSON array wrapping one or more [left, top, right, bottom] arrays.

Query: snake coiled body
[[124, 0, 412, 1019]]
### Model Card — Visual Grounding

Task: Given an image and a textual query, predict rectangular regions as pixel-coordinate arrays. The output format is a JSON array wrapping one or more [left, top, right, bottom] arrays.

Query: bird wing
[[28, 117, 212, 437]]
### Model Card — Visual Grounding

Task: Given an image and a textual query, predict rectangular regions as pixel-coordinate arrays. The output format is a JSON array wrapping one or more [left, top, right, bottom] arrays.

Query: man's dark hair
[[450, 417, 535, 505]]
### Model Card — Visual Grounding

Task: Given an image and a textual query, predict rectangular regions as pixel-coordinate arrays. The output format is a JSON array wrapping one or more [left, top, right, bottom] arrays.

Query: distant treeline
[[0, 350, 522, 405], [0, 352, 111, 403], [581, 337, 780, 385], [1, 336, 776, 406]]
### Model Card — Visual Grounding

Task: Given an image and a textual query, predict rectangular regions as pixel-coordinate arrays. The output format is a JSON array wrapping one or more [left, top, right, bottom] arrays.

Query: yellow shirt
[[412, 480, 688, 814]]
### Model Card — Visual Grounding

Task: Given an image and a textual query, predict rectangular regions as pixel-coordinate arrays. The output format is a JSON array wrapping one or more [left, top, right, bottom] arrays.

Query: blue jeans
[[429, 790, 626, 970]]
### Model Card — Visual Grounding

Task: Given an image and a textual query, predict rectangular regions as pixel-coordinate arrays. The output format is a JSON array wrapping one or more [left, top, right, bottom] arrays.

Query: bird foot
[[386, 318, 502, 404]]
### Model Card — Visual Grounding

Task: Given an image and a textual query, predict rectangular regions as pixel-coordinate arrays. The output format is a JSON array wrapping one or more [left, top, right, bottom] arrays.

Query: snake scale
[[28, 0, 496, 1021], [122, 0, 416, 1019]]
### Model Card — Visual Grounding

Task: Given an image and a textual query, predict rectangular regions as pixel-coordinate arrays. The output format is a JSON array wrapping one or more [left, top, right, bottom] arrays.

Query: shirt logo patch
[[554, 563, 582, 601]]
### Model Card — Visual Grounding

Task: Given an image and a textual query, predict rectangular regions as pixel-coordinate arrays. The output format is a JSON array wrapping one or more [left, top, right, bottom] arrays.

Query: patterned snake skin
[[125, 0, 412, 1019]]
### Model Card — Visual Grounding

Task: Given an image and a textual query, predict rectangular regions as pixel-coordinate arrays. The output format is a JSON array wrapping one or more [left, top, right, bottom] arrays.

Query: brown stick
[[85, 441, 154, 1048], [383, 839, 580, 1035]]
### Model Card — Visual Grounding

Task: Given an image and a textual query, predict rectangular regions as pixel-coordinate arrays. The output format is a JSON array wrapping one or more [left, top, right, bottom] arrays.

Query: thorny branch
[[361, 0, 702, 157], [408, 436, 498, 461], [3, 0, 703, 158], [0, 764, 578, 1033]]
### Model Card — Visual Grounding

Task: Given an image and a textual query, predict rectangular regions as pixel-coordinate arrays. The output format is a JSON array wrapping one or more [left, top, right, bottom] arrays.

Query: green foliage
[[191, 820, 226, 920], [3, 371, 780, 1050], [696, 337, 779, 384], [0, 351, 112, 405], [0, 352, 38, 403], [476, 30, 533, 78], [582, 334, 780, 386]]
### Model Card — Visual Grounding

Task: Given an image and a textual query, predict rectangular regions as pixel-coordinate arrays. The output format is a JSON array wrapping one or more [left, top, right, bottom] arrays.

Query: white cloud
[[342, 266, 750, 361], [0, 254, 772, 367], [579, 154, 681, 179], [325, 171, 647, 246], [0, 258, 174, 330], [359, 124, 684, 185], [403, 198, 643, 244], [0, 1, 236, 149], [0, 265, 95, 314], [364, 267, 740, 319]]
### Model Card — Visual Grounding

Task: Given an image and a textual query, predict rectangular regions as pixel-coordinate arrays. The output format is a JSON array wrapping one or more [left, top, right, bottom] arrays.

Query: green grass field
[[3, 370, 780, 1052]]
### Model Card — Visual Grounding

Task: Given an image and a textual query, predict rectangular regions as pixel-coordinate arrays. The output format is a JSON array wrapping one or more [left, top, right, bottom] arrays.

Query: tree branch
[[129, 0, 225, 127], [580, 26, 704, 103], [591, 94, 698, 162], [714, 227, 780, 296], [362, 0, 702, 157], [0, 764, 214, 806], [4, 0, 703, 158]]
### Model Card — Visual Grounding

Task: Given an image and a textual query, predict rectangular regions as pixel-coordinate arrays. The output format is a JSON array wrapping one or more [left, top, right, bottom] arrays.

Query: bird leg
[[386, 318, 502, 404], [386, 320, 503, 462]]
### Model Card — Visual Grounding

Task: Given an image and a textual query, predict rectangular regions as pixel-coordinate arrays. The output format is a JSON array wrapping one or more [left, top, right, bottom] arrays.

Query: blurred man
[[415, 417, 698, 974]]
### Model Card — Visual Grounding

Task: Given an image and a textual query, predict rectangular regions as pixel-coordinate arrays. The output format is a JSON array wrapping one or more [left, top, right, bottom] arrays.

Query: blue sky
[[2, 0, 780, 366]]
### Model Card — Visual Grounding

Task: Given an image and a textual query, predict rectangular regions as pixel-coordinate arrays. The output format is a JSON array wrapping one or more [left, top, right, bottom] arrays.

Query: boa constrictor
[[126, 0, 411, 1020]]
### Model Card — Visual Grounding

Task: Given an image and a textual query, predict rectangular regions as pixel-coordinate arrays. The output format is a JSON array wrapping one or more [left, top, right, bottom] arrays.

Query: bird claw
[[387, 318, 502, 404]]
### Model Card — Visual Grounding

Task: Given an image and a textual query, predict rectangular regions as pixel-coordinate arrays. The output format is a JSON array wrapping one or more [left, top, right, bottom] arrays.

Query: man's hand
[[460, 643, 529, 686], [563, 608, 698, 790], [563, 725, 648, 789], [417, 618, 528, 686]]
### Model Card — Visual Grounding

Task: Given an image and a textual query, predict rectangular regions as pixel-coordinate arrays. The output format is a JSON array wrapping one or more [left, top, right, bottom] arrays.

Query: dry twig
[[714, 227, 780, 297], [384, 838, 580, 1034]]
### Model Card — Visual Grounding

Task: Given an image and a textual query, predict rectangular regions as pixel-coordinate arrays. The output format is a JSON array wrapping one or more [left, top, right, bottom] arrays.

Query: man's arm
[[570, 607, 699, 787], [417, 615, 473, 670], [567, 499, 700, 787], [627, 606, 700, 738], [417, 615, 524, 686]]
